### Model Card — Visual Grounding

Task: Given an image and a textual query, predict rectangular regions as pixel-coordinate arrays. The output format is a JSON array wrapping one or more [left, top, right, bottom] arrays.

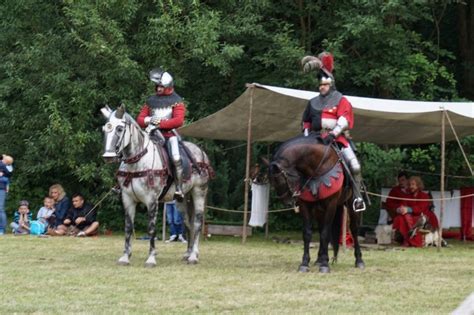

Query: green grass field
[[0, 233, 472, 314]]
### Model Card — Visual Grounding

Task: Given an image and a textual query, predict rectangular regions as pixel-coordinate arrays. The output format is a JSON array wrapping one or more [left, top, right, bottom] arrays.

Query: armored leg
[[341, 146, 366, 211], [169, 136, 184, 201]]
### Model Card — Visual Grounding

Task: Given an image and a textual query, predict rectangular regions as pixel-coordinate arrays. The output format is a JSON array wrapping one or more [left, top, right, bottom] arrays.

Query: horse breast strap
[[117, 169, 168, 187], [123, 148, 148, 164]]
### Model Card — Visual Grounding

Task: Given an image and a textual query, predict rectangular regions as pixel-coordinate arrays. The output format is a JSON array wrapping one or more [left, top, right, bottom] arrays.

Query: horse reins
[[276, 143, 334, 198]]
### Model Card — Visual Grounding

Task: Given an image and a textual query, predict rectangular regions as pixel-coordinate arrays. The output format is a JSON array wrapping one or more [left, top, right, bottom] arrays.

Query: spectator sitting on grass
[[54, 193, 99, 237], [36, 196, 55, 232], [48, 184, 70, 230], [10, 200, 32, 235]]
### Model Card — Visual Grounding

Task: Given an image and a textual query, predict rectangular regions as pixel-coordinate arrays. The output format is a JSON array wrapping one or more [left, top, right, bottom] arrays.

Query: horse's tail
[[331, 205, 344, 264]]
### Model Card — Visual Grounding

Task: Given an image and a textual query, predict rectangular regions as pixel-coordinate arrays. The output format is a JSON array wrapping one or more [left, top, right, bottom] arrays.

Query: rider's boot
[[174, 159, 184, 202], [352, 174, 366, 212]]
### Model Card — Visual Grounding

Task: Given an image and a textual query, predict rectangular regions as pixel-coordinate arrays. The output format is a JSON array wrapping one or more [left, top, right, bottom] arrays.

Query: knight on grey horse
[[101, 101, 213, 266]]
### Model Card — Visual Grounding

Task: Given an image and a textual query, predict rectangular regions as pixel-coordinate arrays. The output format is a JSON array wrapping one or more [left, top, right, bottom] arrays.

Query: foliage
[[0, 0, 472, 230]]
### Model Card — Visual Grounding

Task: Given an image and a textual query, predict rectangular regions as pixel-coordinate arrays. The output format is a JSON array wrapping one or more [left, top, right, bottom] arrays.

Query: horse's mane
[[273, 133, 323, 161], [124, 112, 142, 130]]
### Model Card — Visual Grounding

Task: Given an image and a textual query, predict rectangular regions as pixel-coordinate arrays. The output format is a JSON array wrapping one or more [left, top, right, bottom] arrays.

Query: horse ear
[[100, 106, 112, 119], [115, 104, 125, 119], [261, 157, 270, 166]]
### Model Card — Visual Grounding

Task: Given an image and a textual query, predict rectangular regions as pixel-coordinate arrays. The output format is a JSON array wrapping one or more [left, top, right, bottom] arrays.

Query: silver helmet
[[149, 68, 174, 88]]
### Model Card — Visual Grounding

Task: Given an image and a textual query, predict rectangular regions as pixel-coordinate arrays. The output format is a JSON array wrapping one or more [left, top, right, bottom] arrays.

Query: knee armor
[[341, 146, 361, 175]]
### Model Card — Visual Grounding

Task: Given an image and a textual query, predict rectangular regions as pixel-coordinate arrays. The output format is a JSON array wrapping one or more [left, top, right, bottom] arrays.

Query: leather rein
[[273, 144, 334, 199]]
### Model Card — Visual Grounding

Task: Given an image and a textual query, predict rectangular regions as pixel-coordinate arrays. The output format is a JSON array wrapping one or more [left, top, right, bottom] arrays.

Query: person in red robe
[[392, 176, 433, 247], [385, 171, 410, 222]]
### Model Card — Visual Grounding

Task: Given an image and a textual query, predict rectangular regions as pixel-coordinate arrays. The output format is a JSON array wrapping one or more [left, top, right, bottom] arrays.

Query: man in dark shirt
[[55, 193, 99, 237]]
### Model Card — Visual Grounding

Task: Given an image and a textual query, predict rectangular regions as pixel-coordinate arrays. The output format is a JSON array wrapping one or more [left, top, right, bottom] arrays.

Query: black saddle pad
[[166, 141, 192, 181]]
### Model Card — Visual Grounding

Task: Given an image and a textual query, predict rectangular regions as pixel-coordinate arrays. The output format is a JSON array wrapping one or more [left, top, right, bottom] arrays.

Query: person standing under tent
[[165, 201, 187, 243]]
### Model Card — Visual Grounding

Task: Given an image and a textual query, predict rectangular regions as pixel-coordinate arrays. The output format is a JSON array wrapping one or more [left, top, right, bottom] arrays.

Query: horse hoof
[[319, 266, 330, 273], [187, 258, 199, 265], [144, 262, 156, 268], [298, 265, 310, 273], [355, 261, 365, 270], [117, 260, 130, 266], [182, 254, 191, 261]]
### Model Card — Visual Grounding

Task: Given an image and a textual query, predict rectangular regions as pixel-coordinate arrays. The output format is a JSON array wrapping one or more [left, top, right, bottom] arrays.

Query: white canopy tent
[[180, 83, 474, 144], [179, 83, 474, 244]]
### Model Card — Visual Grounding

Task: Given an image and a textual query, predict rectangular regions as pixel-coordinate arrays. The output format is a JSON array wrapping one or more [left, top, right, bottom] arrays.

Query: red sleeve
[[303, 122, 311, 129], [159, 103, 186, 130], [408, 192, 430, 215], [136, 104, 150, 128], [337, 97, 354, 129], [385, 187, 402, 211]]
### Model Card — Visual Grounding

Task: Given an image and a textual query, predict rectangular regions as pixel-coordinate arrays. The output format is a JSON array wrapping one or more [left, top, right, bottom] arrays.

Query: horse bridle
[[270, 161, 300, 199], [112, 118, 149, 164]]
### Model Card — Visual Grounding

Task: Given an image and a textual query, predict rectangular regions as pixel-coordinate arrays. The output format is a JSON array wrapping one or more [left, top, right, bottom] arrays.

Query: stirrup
[[111, 185, 122, 194], [174, 187, 184, 202], [353, 198, 366, 212]]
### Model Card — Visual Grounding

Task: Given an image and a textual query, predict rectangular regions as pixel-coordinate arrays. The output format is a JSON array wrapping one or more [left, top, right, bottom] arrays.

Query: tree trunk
[[458, 1, 474, 99]]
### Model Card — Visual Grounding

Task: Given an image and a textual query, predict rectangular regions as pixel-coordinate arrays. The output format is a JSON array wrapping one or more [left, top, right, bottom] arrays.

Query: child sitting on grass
[[10, 200, 32, 235], [35, 196, 56, 234]]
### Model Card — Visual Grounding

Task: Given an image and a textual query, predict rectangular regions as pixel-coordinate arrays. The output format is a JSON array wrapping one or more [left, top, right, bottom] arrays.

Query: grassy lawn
[[0, 232, 473, 314]]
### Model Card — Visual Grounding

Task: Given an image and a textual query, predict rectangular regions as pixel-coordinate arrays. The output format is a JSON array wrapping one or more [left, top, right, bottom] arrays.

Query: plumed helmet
[[301, 51, 335, 86], [318, 52, 334, 77], [149, 68, 174, 88]]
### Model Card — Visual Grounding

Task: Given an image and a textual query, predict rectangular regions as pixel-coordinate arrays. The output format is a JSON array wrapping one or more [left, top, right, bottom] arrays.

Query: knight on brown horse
[[301, 52, 367, 212], [267, 135, 365, 273]]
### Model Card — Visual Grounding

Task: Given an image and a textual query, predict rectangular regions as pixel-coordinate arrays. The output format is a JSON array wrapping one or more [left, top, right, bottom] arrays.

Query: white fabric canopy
[[180, 83, 474, 144]]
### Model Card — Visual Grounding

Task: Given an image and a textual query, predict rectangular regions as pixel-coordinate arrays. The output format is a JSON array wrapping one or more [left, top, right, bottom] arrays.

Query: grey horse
[[101, 105, 213, 266]]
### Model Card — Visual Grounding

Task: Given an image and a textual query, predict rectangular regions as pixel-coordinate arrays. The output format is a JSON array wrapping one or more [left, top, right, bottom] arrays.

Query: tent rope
[[206, 205, 294, 213], [399, 168, 472, 179], [367, 191, 474, 202], [444, 110, 474, 176], [206, 192, 474, 214]]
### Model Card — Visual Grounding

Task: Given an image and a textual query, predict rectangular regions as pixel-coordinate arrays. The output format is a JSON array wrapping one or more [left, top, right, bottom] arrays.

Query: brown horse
[[266, 135, 365, 273]]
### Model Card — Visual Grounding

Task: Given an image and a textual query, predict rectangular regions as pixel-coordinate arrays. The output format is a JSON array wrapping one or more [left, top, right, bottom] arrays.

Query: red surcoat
[[303, 96, 354, 147], [137, 101, 185, 138]]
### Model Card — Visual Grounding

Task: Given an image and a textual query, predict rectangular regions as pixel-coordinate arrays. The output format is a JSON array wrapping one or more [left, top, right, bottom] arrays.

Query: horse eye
[[116, 126, 124, 133], [104, 123, 114, 133]]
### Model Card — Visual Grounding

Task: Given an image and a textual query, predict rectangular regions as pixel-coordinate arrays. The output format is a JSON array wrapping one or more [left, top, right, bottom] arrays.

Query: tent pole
[[242, 84, 255, 244], [265, 144, 270, 239], [438, 110, 446, 250]]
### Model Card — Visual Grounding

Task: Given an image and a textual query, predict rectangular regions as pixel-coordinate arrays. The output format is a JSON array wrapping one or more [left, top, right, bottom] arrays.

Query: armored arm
[[331, 97, 353, 137]]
